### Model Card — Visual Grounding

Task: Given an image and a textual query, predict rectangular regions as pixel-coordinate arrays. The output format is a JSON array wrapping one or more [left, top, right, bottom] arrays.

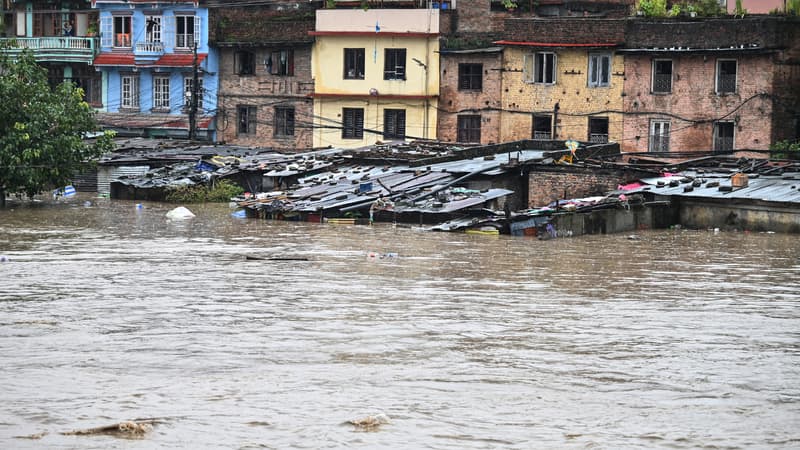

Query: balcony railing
[[0, 37, 97, 63], [135, 41, 164, 54], [589, 133, 609, 144]]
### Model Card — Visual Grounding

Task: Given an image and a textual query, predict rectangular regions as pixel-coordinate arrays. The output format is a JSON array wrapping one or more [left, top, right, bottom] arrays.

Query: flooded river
[[1, 196, 799, 449]]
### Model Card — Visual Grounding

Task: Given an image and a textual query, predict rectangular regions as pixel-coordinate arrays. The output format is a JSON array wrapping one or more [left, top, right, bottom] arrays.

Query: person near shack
[[369, 194, 390, 225]]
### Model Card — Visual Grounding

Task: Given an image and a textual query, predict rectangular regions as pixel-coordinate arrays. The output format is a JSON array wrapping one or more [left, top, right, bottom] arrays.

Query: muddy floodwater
[[1, 196, 799, 449]]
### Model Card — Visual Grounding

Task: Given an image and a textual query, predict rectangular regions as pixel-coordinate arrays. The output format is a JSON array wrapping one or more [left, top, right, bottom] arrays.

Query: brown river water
[[1, 195, 799, 449]]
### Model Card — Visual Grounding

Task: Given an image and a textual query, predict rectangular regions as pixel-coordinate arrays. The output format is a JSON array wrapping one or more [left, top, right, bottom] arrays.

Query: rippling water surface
[[1, 196, 799, 449]]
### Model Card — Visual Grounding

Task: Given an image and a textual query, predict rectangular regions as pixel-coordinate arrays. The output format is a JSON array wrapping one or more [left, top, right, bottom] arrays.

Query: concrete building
[[91, 0, 219, 140], [496, 18, 626, 144], [619, 17, 800, 153], [0, 0, 101, 104], [211, 5, 315, 151], [310, 8, 440, 149]]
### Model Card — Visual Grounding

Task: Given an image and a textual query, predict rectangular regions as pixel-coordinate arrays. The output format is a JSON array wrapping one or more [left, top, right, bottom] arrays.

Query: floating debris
[[14, 432, 48, 440], [346, 413, 390, 431], [165, 206, 195, 220], [61, 420, 155, 438]]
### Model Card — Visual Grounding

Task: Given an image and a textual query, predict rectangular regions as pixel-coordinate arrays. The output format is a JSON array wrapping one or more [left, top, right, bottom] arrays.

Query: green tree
[[0, 50, 114, 207]]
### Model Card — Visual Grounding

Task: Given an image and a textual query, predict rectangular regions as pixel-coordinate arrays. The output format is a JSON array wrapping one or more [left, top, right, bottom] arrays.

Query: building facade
[[211, 5, 315, 150], [91, 0, 219, 140], [0, 0, 101, 104], [310, 8, 440, 149], [497, 19, 626, 144], [620, 17, 800, 153]]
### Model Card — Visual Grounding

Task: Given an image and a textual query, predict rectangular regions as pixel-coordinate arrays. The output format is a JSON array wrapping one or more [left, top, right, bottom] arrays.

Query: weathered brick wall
[[527, 166, 636, 207], [504, 18, 625, 44], [621, 53, 775, 152], [210, 6, 315, 45], [500, 47, 625, 142], [218, 46, 314, 151], [437, 51, 503, 144], [624, 17, 784, 50]]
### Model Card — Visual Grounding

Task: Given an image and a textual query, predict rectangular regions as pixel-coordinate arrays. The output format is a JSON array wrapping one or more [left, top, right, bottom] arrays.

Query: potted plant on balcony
[[86, 23, 98, 37], [503, 0, 518, 12]]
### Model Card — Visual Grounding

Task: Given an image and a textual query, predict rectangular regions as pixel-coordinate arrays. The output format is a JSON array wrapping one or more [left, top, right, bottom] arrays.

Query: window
[[716, 59, 737, 94], [342, 108, 364, 139], [120, 74, 139, 109], [184, 77, 204, 110], [588, 117, 609, 143], [713, 121, 735, 152], [145, 16, 161, 43], [344, 48, 365, 80], [649, 120, 670, 152], [274, 107, 295, 137], [588, 53, 611, 87], [652, 59, 672, 93], [235, 51, 255, 76], [534, 52, 556, 84], [237, 105, 257, 135], [175, 14, 197, 49], [457, 115, 481, 143], [113, 15, 131, 47], [532, 115, 552, 139], [384, 48, 406, 80], [267, 49, 294, 76], [458, 63, 483, 91], [383, 109, 406, 140], [153, 76, 170, 110]]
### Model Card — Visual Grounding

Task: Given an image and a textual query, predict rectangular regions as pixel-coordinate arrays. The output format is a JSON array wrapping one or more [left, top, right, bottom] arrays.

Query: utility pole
[[188, 42, 199, 140]]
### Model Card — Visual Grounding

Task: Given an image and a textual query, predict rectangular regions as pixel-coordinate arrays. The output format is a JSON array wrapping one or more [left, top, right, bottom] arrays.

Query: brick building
[[496, 18, 626, 143], [211, 5, 315, 150], [619, 17, 800, 153]]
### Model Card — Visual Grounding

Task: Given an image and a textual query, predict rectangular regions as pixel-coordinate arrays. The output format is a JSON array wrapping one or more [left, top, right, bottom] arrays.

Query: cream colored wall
[[313, 97, 438, 149], [316, 9, 439, 33], [500, 47, 625, 143], [312, 35, 439, 97]]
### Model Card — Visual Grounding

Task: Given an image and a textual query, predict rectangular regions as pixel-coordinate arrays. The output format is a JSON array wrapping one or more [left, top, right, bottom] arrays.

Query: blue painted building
[[91, 0, 218, 140]]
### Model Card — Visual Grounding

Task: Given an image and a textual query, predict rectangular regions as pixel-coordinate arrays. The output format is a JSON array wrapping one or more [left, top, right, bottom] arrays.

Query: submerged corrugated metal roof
[[423, 150, 547, 175]]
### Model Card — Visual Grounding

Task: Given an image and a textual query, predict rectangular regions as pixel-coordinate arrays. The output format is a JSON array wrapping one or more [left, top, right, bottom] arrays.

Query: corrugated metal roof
[[623, 174, 800, 203], [423, 150, 546, 175]]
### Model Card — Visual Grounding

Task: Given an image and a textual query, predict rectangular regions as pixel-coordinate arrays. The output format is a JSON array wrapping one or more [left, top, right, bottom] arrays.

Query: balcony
[[0, 37, 98, 64], [136, 41, 164, 54]]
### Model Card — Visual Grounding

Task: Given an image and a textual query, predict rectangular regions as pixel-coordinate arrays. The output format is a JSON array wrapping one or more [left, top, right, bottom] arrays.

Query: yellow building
[[311, 9, 439, 149], [497, 41, 625, 145]]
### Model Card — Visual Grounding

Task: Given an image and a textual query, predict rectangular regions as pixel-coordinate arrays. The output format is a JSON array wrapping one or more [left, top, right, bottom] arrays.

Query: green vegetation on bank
[[165, 179, 244, 203]]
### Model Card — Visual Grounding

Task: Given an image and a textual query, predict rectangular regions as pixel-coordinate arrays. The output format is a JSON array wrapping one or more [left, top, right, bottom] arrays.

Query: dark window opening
[[274, 107, 295, 137], [384, 49, 406, 80], [235, 51, 256, 76], [238, 105, 257, 135], [458, 63, 483, 91], [344, 48, 365, 80], [457, 115, 481, 143], [653, 60, 672, 93], [342, 108, 364, 139], [532, 115, 552, 139], [384, 109, 406, 140], [588, 117, 609, 143]]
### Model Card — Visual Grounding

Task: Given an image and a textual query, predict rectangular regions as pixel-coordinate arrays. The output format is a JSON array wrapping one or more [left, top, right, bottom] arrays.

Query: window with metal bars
[[238, 105, 257, 135], [532, 115, 552, 139], [588, 117, 609, 143], [458, 63, 482, 91], [384, 49, 406, 80], [274, 107, 295, 137], [716, 59, 737, 94], [344, 48, 365, 80], [652, 59, 672, 94], [457, 115, 481, 143], [713, 121, 735, 152]]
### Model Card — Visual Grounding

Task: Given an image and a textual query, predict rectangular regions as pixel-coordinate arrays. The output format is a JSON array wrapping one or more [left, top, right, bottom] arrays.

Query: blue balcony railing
[[0, 37, 98, 63]]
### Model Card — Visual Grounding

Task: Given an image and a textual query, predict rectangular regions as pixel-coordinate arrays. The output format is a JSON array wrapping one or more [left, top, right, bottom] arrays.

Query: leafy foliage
[[165, 179, 244, 203], [770, 140, 800, 160], [0, 50, 114, 202], [637, 0, 667, 17]]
